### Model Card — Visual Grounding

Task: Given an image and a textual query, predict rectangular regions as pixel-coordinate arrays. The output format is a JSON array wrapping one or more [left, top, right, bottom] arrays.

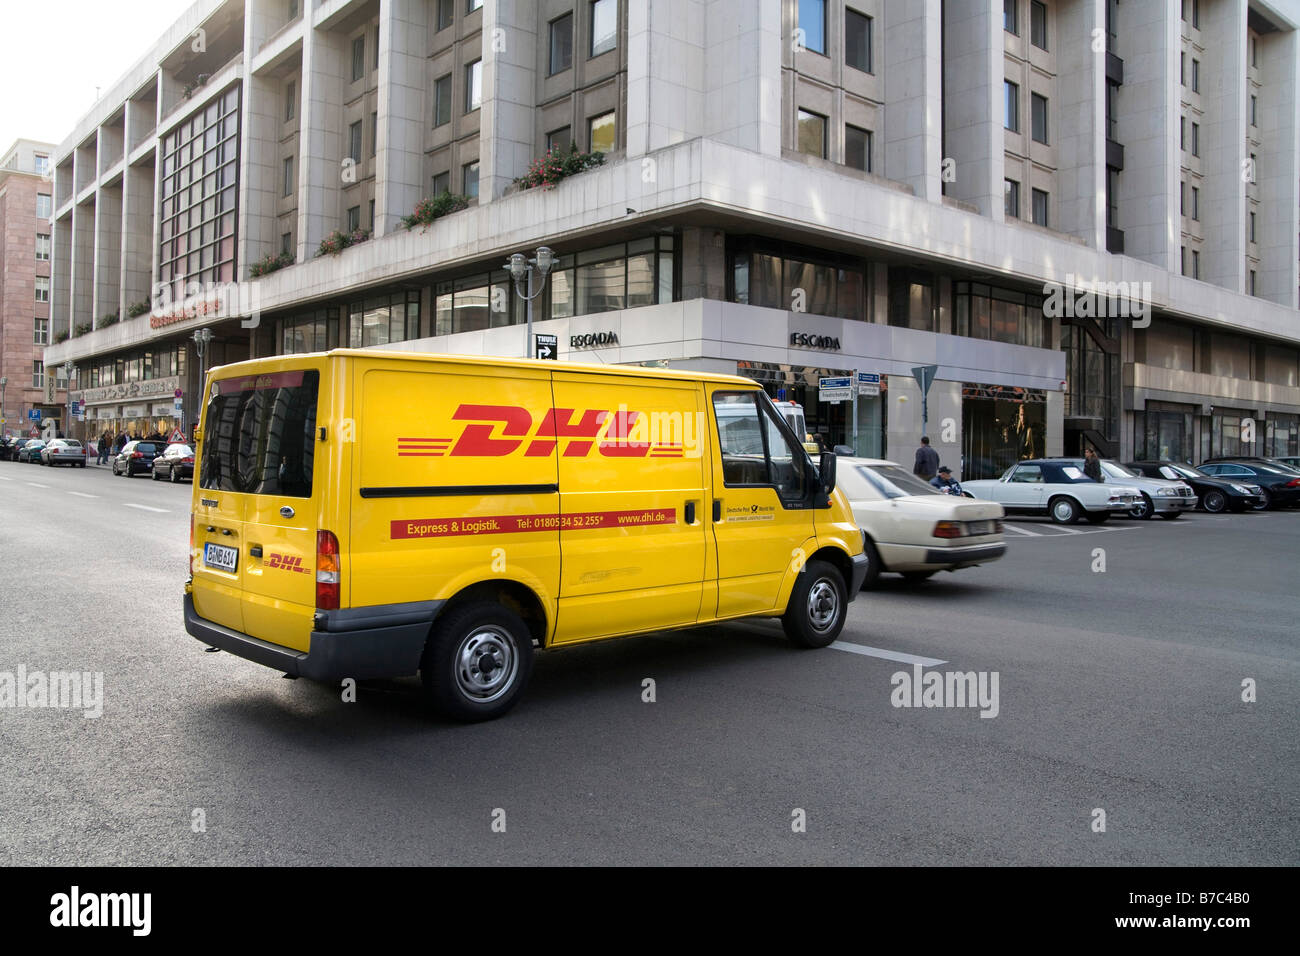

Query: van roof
[[208, 349, 764, 388]]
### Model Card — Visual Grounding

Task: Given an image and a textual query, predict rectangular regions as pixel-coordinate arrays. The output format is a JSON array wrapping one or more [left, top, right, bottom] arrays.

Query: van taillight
[[316, 530, 340, 610]]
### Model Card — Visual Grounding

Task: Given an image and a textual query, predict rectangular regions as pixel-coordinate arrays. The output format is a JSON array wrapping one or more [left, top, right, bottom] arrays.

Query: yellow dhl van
[[184, 350, 868, 720]]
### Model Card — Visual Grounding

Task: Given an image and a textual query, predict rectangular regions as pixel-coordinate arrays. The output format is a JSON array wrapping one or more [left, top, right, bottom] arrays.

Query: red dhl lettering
[[398, 404, 657, 459], [265, 553, 311, 572]]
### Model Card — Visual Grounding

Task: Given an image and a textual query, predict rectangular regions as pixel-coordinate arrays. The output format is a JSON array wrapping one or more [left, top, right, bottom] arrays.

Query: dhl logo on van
[[265, 553, 310, 573], [398, 404, 691, 459]]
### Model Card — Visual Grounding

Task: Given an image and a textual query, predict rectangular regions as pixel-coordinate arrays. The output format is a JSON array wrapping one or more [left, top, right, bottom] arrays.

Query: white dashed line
[[829, 641, 948, 667], [1002, 523, 1043, 536], [124, 503, 169, 513], [68, 492, 99, 499], [25, 482, 49, 489]]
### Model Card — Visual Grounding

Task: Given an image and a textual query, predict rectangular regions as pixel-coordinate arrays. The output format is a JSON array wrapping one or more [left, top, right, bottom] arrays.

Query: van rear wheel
[[782, 560, 846, 649], [422, 601, 534, 721]]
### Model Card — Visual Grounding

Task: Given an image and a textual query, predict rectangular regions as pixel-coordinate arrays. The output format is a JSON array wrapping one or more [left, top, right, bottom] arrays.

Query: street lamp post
[[62, 363, 76, 439], [504, 246, 556, 358]]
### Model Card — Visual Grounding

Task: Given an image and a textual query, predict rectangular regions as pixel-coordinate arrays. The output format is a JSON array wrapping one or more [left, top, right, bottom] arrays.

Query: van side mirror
[[819, 451, 837, 495]]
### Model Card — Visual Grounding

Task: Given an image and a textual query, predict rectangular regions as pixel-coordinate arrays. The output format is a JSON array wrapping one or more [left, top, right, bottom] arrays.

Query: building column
[[1201, 0, 1249, 292], [1056, 0, 1106, 249], [239, 4, 282, 277], [627, 0, 706, 157], [92, 183, 122, 326], [701, 0, 781, 156], [942, 0, 1002, 218], [298, 24, 347, 259], [479, 0, 536, 201], [883, 0, 943, 202], [1255, 27, 1299, 307], [375, 0, 430, 232]]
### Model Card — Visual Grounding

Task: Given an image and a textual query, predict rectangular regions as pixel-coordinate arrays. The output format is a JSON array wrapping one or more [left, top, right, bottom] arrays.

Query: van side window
[[711, 392, 807, 501]]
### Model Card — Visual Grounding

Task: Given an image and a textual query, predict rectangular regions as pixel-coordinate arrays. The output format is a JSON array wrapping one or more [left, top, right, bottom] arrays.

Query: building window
[[371, 111, 378, 157], [1250, 210, 1256, 243], [348, 121, 363, 164], [1191, 58, 1199, 92], [34, 318, 48, 345], [547, 126, 572, 154], [549, 13, 573, 74], [36, 193, 52, 219], [1251, 35, 1257, 66], [285, 80, 296, 122], [281, 232, 293, 255], [463, 160, 479, 199], [283, 156, 294, 197], [1192, 249, 1200, 279], [35, 276, 49, 302], [351, 35, 365, 82], [798, 0, 827, 54], [1180, 245, 1187, 275], [288, 0, 298, 18], [845, 9, 872, 73], [1106, 168, 1118, 227], [346, 205, 361, 232], [1180, 116, 1185, 151], [1004, 81, 1019, 131], [1180, 52, 1185, 86], [1004, 179, 1020, 218], [845, 125, 872, 173], [588, 111, 616, 152], [433, 73, 452, 126], [369, 198, 375, 227], [1250, 94, 1257, 126], [1031, 188, 1048, 226], [590, 0, 617, 57], [796, 109, 827, 158], [1191, 122, 1199, 157], [1250, 152, 1256, 181], [431, 171, 449, 196], [1192, 0, 1199, 28], [1179, 180, 1185, 215], [465, 59, 482, 112], [468, 0, 482, 10], [1250, 270, 1257, 295], [436, 0, 453, 31], [34, 153, 50, 175], [1031, 93, 1048, 143], [1004, 0, 1018, 35], [953, 281, 1048, 348], [1190, 186, 1199, 221], [1030, 1, 1047, 49], [32, 361, 44, 389], [373, 26, 380, 69], [35, 233, 50, 261]]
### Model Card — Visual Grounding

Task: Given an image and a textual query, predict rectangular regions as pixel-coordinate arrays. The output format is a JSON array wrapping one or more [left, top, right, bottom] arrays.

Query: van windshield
[[199, 370, 319, 497]]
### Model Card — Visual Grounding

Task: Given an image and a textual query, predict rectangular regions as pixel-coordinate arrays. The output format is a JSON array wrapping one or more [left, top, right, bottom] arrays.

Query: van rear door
[[193, 365, 324, 652]]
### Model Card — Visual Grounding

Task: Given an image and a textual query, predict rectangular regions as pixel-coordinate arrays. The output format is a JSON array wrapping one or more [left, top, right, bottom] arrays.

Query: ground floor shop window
[[1203, 407, 1255, 460], [1266, 413, 1299, 457], [1133, 401, 1196, 462], [961, 384, 1046, 480]]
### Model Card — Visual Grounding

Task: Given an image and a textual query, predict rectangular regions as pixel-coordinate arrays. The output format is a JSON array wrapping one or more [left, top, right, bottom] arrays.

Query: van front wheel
[[422, 601, 534, 722], [782, 560, 846, 649]]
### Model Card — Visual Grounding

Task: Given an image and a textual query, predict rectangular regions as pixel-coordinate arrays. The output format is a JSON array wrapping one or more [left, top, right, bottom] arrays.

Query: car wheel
[[1202, 490, 1227, 513], [421, 601, 534, 722], [1129, 493, 1154, 520], [171, 466, 179, 483], [152, 467, 161, 480], [858, 536, 882, 590], [1158, 511, 1182, 519], [1251, 489, 1272, 511], [901, 571, 937, 582], [1049, 496, 1080, 524], [782, 559, 847, 649]]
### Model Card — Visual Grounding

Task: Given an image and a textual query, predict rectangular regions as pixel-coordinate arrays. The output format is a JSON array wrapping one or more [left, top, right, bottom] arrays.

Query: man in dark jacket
[[1083, 447, 1103, 482], [913, 436, 940, 481], [930, 466, 963, 495]]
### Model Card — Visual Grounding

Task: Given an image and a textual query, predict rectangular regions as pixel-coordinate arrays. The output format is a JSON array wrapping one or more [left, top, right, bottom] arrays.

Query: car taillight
[[933, 521, 964, 539], [132, 451, 143, 458], [184, 457, 194, 464], [1286, 478, 1300, 488], [316, 530, 340, 610]]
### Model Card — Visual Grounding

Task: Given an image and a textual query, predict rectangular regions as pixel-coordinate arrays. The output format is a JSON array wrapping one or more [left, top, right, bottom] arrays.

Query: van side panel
[[349, 361, 561, 622], [549, 374, 709, 645]]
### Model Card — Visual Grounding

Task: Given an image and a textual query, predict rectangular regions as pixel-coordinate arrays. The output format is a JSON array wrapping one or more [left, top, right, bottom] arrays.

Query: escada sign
[[790, 332, 841, 350], [570, 331, 619, 349]]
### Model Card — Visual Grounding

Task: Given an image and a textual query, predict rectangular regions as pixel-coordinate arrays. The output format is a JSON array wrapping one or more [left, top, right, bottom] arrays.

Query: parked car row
[[837, 453, 1299, 589], [0, 435, 194, 481]]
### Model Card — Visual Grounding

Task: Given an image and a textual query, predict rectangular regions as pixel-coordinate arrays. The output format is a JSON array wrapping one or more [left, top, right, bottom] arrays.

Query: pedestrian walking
[[913, 436, 940, 481], [1083, 447, 1103, 482]]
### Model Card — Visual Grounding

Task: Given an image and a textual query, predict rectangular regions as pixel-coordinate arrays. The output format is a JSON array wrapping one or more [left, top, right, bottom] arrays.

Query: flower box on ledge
[[316, 228, 371, 258], [400, 192, 471, 231], [514, 144, 605, 192], [250, 250, 295, 277]]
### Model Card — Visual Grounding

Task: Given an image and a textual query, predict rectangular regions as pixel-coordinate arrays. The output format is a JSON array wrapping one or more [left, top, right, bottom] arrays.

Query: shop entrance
[[961, 384, 1047, 480]]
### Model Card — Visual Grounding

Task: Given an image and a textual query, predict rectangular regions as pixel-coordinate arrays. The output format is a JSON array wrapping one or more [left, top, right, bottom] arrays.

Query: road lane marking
[[829, 641, 947, 667], [1052, 524, 1084, 534], [1002, 523, 1042, 536], [26, 482, 49, 489], [124, 503, 169, 513], [68, 492, 99, 499]]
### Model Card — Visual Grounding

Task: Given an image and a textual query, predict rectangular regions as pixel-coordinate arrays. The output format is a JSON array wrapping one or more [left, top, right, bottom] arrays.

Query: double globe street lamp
[[503, 246, 555, 359]]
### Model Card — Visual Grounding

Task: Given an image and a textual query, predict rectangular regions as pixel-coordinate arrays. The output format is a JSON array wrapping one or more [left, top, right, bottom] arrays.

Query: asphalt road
[[1, 458, 1297, 865]]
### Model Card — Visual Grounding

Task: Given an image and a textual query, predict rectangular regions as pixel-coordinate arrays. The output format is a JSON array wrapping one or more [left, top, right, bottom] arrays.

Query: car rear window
[[199, 369, 319, 498]]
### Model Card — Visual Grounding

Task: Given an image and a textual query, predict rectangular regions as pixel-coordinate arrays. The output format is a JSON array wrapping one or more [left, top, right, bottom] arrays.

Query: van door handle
[[249, 546, 263, 558], [684, 502, 695, 524], [712, 499, 721, 522]]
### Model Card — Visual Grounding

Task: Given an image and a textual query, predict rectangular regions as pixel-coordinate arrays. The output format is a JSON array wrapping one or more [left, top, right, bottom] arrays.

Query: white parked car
[[1099, 459, 1196, 519], [962, 458, 1141, 524], [835, 457, 1006, 588]]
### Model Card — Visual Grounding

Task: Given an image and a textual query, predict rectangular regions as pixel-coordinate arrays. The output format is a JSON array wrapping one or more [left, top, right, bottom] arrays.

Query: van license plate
[[204, 543, 238, 573]]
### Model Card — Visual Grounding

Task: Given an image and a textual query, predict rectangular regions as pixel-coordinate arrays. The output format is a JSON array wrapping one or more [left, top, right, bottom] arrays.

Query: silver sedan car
[[40, 439, 87, 468]]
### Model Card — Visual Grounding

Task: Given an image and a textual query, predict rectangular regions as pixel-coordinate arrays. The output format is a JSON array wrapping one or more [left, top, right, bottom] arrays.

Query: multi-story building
[[1, 139, 61, 439], [43, 0, 1300, 474]]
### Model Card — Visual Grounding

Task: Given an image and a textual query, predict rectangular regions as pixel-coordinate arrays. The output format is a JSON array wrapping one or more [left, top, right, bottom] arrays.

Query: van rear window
[[199, 370, 318, 497]]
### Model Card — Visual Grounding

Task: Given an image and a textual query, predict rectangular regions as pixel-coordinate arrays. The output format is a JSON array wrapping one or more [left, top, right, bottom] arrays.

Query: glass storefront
[[1133, 400, 1196, 462], [728, 238, 866, 320], [1266, 413, 1298, 457], [735, 361, 880, 451], [961, 383, 1047, 479]]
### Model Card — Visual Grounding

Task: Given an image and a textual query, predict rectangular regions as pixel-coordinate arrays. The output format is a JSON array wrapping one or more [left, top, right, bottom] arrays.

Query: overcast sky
[[0, 0, 195, 153]]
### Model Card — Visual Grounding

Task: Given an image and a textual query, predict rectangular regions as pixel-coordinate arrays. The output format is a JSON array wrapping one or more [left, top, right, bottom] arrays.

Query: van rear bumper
[[848, 553, 870, 595], [184, 594, 438, 680]]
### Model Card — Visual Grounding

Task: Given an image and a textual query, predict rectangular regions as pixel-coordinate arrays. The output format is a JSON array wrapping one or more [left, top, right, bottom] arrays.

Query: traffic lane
[[0, 460, 191, 537]]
